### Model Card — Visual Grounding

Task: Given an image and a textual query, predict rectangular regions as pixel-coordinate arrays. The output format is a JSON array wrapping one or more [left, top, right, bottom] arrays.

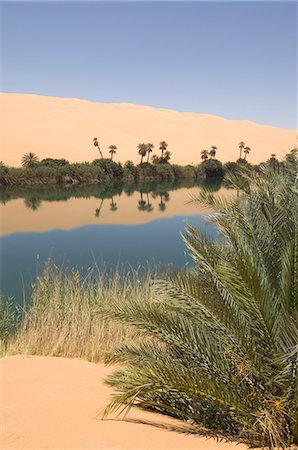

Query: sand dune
[[0, 93, 296, 167], [0, 355, 249, 449]]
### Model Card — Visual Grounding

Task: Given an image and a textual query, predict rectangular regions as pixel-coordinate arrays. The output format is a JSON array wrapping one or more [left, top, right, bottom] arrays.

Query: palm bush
[[21, 152, 39, 168], [92, 159, 123, 177], [40, 158, 70, 167], [100, 163, 298, 448], [201, 159, 224, 178]]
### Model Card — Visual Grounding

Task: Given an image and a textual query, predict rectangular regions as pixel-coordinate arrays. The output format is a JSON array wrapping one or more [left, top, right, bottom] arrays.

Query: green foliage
[[0, 163, 108, 186], [100, 164, 298, 448], [0, 161, 9, 174], [223, 161, 240, 174], [137, 143, 148, 164], [201, 159, 224, 178], [40, 158, 70, 167], [108, 145, 117, 160], [236, 158, 252, 168], [123, 160, 138, 177], [285, 148, 298, 164], [200, 149, 209, 161], [21, 152, 39, 169], [92, 158, 123, 177], [201, 176, 223, 192], [0, 296, 19, 353]]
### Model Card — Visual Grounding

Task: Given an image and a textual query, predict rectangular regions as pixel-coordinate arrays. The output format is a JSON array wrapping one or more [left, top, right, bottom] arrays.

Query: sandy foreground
[[0, 355, 249, 450], [0, 93, 296, 167]]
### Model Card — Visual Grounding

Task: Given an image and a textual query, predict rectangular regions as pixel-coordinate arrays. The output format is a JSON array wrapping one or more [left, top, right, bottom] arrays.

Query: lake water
[[0, 179, 233, 303]]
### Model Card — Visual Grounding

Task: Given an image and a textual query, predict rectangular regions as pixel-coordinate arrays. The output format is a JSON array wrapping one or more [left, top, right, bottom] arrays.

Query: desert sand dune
[[0, 93, 296, 167], [0, 355, 249, 449]]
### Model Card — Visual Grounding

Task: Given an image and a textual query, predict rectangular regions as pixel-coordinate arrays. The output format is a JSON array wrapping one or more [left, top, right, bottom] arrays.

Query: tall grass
[[0, 296, 20, 356], [6, 265, 153, 362]]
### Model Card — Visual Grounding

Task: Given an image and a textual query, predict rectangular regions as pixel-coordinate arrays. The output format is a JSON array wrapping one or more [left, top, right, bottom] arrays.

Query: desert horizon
[[1, 92, 296, 167]]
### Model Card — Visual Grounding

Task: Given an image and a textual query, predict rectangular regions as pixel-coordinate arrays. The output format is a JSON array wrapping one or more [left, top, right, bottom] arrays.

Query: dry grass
[[6, 264, 153, 362]]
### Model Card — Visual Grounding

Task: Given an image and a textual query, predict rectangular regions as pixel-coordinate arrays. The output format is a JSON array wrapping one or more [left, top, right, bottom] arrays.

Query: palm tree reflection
[[95, 198, 104, 217], [110, 198, 118, 212], [24, 197, 42, 211], [138, 192, 154, 213]]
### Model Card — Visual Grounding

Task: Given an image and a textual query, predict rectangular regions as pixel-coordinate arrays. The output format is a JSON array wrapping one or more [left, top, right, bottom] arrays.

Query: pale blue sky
[[1, 1, 297, 128]]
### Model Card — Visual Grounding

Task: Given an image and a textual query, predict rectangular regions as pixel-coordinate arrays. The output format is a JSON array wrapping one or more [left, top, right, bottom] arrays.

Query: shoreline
[[0, 162, 205, 187]]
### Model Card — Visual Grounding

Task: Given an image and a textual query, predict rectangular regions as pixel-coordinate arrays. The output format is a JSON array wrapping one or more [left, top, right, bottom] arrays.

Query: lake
[[0, 178, 233, 303]]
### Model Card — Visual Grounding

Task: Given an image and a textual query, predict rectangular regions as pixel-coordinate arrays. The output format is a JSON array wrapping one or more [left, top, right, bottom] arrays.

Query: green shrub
[[40, 158, 70, 167], [137, 162, 157, 176], [201, 159, 224, 177], [223, 161, 239, 174], [236, 158, 252, 170], [0, 162, 9, 174], [92, 159, 123, 177], [124, 160, 136, 172]]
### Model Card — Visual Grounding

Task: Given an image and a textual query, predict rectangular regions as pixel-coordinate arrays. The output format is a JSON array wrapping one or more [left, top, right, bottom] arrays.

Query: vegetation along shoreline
[[1, 140, 296, 187]]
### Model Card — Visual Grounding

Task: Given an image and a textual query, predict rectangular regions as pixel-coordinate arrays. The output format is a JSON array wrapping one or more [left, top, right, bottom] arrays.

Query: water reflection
[[95, 199, 105, 217], [0, 178, 235, 303], [110, 198, 118, 212], [23, 197, 42, 211], [0, 178, 232, 236]]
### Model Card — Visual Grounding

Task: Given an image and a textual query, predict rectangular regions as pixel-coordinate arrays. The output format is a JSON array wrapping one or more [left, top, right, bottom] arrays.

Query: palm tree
[[151, 154, 159, 164], [99, 164, 298, 448], [268, 153, 278, 167], [243, 146, 251, 160], [209, 146, 217, 159], [146, 143, 154, 163], [21, 152, 39, 168], [93, 137, 104, 159], [200, 149, 209, 161], [238, 141, 245, 159], [108, 145, 117, 161], [159, 141, 168, 159], [138, 143, 147, 164], [164, 150, 171, 162]]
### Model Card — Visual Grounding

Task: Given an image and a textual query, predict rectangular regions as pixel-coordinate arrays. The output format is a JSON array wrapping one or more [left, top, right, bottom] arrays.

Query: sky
[[0, 1, 297, 129]]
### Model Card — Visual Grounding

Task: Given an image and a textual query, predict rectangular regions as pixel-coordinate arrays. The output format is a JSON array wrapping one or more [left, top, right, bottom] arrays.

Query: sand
[[0, 355, 249, 450], [0, 93, 296, 167]]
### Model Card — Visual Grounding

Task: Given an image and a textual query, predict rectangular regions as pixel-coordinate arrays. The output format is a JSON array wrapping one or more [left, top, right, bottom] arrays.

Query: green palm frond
[[99, 163, 298, 448]]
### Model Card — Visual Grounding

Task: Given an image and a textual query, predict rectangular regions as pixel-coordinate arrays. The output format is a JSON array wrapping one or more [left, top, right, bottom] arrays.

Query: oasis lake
[[0, 178, 234, 303]]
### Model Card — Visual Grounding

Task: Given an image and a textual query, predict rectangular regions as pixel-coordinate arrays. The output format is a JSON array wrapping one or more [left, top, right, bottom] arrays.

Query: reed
[[6, 265, 153, 362]]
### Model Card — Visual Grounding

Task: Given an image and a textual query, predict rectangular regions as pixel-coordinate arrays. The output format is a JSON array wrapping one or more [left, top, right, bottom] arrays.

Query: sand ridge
[[0, 93, 296, 167], [0, 355, 250, 449]]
